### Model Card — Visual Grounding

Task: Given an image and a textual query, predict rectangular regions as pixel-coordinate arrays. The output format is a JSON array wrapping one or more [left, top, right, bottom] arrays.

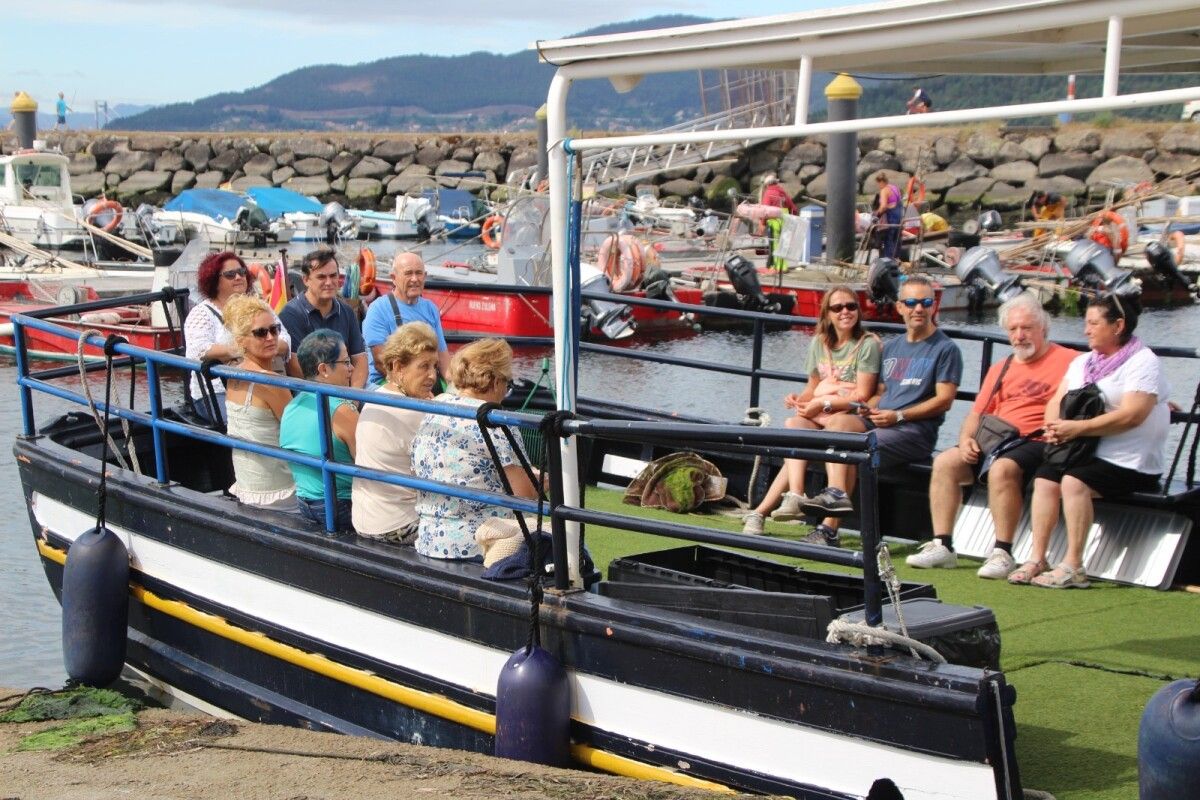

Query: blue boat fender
[[61, 525, 129, 686], [1139, 678, 1200, 799], [494, 645, 571, 767]]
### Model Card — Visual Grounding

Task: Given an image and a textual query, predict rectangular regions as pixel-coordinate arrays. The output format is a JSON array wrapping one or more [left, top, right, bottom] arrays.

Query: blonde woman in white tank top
[[223, 295, 296, 510]]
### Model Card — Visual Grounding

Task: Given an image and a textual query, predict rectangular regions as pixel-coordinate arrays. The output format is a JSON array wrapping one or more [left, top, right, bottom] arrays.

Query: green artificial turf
[[580, 486, 1198, 800]]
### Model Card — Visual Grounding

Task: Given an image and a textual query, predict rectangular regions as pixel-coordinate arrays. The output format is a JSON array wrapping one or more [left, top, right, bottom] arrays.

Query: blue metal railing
[[12, 299, 886, 624]]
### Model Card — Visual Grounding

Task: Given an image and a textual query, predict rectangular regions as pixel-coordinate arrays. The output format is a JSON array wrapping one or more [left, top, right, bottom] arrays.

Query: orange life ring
[[596, 233, 644, 293], [1089, 210, 1129, 259], [247, 262, 272, 297], [1170, 230, 1187, 266], [480, 215, 503, 249], [357, 248, 377, 296], [86, 199, 123, 233], [904, 177, 926, 206]]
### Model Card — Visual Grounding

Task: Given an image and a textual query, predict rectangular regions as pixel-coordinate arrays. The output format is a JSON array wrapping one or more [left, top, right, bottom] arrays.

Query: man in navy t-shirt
[[800, 275, 962, 546], [279, 250, 368, 388]]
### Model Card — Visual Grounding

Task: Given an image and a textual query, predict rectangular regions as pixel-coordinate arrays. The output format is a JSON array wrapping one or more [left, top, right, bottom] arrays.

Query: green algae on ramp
[[0, 686, 139, 723], [15, 712, 137, 752]]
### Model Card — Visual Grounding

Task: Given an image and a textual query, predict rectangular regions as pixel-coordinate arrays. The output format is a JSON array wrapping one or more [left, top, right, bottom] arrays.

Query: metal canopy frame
[[537, 0, 1200, 586]]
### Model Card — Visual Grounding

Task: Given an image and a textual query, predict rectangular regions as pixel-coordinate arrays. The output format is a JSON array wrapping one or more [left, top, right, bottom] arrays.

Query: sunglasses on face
[[221, 267, 249, 279], [829, 302, 859, 313], [249, 323, 281, 339], [900, 297, 935, 308]]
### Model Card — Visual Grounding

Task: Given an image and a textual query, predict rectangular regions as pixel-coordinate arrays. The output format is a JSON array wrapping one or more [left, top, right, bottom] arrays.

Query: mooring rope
[[825, 543, 946, 663], [75, 330, 139, 475]]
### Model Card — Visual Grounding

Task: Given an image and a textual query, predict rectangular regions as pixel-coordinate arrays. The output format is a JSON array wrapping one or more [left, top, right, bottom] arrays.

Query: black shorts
[[1035, 457, 1160, 498], [56, 115, 66, 125], [973, 440, 1045, 484]]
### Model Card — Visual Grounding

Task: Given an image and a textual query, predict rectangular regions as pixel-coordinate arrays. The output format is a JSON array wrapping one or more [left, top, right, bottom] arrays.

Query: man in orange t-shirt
[[908, 293, 1076, 579]]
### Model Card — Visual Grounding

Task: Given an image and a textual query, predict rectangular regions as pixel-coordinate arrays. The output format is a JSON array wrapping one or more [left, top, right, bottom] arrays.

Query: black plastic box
[[841, 597, 1001, 670], [600, 545, 937, 640]]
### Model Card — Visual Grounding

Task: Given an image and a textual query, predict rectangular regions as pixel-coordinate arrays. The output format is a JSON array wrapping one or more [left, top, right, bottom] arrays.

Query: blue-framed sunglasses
[[900, 297, 935, 308]]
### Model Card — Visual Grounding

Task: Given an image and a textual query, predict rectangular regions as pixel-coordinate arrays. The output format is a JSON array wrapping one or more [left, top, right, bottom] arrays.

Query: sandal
[[1031, 563, 1091, 589], [1007, 559, 1050, 585]]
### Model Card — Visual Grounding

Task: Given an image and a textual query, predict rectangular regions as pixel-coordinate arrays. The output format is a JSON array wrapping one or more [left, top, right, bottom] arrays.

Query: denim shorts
[[297, 497, 354, 533]]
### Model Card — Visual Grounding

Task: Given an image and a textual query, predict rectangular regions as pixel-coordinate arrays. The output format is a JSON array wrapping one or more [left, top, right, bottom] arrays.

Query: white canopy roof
[[535, 0, 1200, 78]]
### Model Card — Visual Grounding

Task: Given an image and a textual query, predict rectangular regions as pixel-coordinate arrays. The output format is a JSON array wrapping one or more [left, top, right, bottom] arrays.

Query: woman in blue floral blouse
[[410, 338, 539, 560]]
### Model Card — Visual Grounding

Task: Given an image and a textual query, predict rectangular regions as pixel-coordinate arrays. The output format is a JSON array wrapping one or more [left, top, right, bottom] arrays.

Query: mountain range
[[114, 16, 1193, 133]]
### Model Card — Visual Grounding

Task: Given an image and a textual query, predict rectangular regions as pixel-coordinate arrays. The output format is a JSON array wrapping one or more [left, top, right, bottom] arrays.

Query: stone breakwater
[[13, 124, 1200, 212]]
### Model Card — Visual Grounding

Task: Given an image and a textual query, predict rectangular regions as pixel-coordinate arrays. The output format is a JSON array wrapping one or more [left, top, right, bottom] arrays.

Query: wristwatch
[[895, 409, 906, 424], [823, 400, 834, 414]]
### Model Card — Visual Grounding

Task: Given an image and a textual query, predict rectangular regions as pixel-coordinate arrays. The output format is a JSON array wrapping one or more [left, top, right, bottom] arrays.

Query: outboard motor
[[955, 247, 1026, 310], [867, 257, 902, 304], [1144, 240, 1190, 290], [641, 268, 674, 302], [724, 254, 782, 313], [1064, 239, 1137, 296], [320, 201, 356, 242], [978, 210, 1003, 233], [580, 265, 635, 340]]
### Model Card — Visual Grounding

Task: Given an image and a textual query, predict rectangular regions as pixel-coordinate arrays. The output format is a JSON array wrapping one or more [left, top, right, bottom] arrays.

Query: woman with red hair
[[184, 251, 292, 425]]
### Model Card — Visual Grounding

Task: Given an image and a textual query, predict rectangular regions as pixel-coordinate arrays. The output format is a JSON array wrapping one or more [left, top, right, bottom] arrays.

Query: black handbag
[[1042, 384, 1106, 469]]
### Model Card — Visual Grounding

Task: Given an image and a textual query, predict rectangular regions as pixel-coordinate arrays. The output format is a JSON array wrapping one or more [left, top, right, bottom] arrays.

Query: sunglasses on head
[[829, 302, 859, 313], [900, 297, 935, 308], [249, 323, 281, 339], [221, 267, 249, 279], [1102, 292, 1126, 319]]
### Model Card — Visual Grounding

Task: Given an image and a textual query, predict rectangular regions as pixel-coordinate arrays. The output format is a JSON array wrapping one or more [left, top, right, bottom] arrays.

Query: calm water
[[3, 290, 1198, 688]]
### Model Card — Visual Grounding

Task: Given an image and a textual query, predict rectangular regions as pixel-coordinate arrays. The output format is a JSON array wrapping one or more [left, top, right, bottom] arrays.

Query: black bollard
[[494, 645, 571, 766], [824, 74, 862, 265], [1138, 678, 1200, 799], [61, 525, 129, 686]]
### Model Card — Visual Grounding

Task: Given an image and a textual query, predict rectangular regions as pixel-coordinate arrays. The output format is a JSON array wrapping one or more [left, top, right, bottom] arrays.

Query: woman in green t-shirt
[[743, 286, 881, 537]]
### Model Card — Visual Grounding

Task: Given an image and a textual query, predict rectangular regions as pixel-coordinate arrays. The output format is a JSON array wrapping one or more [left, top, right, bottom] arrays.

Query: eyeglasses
[[220, 267, 249, 279], [249, 323, 281, 339], [900, 297, 935, 308], [328, 358, 353, 368], [829, 302, 859, 313]]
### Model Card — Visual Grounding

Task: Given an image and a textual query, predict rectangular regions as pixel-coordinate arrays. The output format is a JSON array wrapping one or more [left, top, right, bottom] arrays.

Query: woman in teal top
[[280, 329, 359, 532]]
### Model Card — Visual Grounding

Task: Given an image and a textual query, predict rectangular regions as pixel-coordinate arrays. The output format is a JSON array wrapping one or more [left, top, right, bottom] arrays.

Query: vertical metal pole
[[569, 151, 583, 391], [14, 322, 34, 437], [145, 360, 169, 484], [315, 390, 337, 533], [1103, 17, 1123, 98], [794, 56, 812, 126], [824, 74, 862, 265], [546, 423, 570, 591], [749, 319, 764, 408], [546, 72, 583, 588], [858, 433, 884, 643]]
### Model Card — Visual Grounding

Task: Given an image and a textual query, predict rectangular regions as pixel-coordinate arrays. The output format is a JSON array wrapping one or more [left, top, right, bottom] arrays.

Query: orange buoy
[[357, 248, 377, 296], [481, 215, 504, 249], [1089, 210, 1129, 259], [247, 262, 272, 297], [596, 233, 644, 293], [85, 199, 124, 233], [904, 177, 926, 206]]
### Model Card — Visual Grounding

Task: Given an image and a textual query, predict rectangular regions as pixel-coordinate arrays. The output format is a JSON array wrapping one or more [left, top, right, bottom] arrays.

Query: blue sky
[[7, 1, 876, 110]]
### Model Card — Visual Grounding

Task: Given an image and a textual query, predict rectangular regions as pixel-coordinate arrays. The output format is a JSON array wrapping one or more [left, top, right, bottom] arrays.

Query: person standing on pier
[[800, 275, 961, 547], [52, 92, 71, 131], [279, 249, 368, 389], [873, 173, 903, 260], [361, 252, 450, 386]]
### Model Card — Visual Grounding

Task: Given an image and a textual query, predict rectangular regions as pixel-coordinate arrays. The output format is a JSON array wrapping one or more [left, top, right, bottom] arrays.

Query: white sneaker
[[976, 548, 1017, 579], [905, 540, 958, 569], [742, 511, 765, 535], [770, 491, 807, 521]]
